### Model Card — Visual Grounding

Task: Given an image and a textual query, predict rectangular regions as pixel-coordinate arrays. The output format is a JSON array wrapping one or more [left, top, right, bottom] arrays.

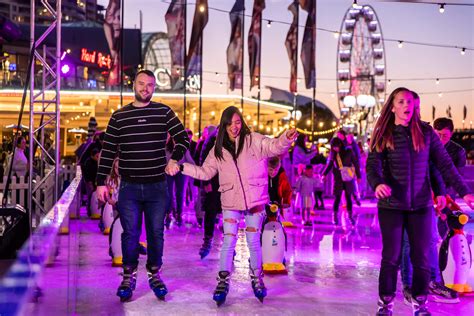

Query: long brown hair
[[106, 158, 120, 189], [369, 87, 425, 153], [214, 106, 251, 161]]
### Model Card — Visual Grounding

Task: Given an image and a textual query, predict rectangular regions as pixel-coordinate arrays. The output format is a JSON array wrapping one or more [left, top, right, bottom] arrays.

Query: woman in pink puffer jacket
[[181, 106, 297, 305]]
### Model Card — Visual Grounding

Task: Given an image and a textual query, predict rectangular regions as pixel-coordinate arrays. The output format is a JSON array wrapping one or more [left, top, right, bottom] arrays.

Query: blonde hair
[[105, 158, 120, 189], [369, 87, 425, 153]]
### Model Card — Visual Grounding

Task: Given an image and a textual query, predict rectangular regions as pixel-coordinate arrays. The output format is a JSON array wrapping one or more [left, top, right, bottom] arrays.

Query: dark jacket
[[322, 147, 361, 194], [366, 123, 471, 210], [268, 167, 292, 207], [200, 131, 221, 212]]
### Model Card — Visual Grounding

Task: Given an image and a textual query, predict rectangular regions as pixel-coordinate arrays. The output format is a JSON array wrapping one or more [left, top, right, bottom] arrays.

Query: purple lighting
[[61, 64, 70, 74]]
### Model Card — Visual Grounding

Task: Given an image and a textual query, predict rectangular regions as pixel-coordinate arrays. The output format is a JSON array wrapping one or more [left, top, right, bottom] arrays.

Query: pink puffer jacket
[[182, 131, 293, 211]]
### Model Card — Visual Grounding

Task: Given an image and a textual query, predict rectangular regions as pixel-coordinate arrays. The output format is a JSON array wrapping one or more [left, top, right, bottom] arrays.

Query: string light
[[438, 92, 443, 97], [436, 78, 440, 85], [267, 20, 272, 28], [199, 4, 206, 13], [439, 3, 445, 13], [333, 32, 339, 39], [388, 79, 391, 85], [461, 48, 466, 55], [215, 72, 219, 77], [296, 125, 342, 136], [398, 41, 403, 48], [352, 0, 358, 8]]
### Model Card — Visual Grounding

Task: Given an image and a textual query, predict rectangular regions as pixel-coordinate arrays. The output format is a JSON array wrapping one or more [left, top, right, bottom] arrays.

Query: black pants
[[333, 187, 353, 223], [378, 207, 432, 301], [314, 190, 324, 208], [203, 191, 221, 240]]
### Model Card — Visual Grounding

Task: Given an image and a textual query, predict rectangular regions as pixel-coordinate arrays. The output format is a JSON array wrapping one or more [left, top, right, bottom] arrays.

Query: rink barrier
[[0, 167, 81, 315]]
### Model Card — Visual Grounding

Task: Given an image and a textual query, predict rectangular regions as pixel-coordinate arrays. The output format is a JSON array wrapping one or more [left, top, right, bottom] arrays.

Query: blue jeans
[[220, 209, 265, 273], [117, 180, 168, 269], [401, 208, 441, 287]]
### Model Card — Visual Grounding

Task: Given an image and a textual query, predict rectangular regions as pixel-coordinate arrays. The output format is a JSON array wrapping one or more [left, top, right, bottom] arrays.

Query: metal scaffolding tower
[[28, 0, 61, 227]]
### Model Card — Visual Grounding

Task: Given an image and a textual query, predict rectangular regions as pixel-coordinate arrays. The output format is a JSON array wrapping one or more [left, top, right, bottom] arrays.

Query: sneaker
[[428, 281, 460, 304], [402, 286, 412, 306]]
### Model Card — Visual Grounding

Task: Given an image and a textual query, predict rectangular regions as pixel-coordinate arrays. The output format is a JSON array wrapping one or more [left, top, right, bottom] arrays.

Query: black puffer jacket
[[366, 123, 471, 210]]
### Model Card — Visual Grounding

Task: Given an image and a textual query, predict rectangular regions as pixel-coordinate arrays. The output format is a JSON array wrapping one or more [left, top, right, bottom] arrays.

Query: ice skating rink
[[26, 201, 474, 315]]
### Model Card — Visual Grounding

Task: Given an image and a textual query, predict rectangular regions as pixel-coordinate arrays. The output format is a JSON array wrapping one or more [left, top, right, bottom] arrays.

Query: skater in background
[[346, 133, 362, 206], [83, 148, 100, 217], [400, 92, 459, 305], [292, 134, 317, 174], [366, 87, 474, 316], [295, 165, 321, 226], [165, 134, 195, 227], [181, 106, 297, 305], [96, 69, 189, 302], [267, 156, 292, 208], [322, 137, 361, 227], [197, 126, 222, 259], [312, 164, 325, 210]]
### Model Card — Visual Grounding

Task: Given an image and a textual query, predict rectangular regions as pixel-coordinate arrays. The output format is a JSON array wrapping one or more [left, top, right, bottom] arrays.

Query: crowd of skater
[[74, 70, 473, 316]]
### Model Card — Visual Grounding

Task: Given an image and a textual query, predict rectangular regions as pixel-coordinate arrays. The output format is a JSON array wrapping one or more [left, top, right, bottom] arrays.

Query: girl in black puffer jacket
[[366, 87, 474, 316]]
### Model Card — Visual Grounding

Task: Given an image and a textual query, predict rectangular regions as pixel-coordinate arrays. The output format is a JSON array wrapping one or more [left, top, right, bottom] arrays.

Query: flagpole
[[294, 0, 299, 129], [311, 0, 316, 142], [183, 0, 187, 128], [198, 37, 203, 138], [120, 0, 124, 107], [257, 8, 262, 132], [241, 6, 245, 112]]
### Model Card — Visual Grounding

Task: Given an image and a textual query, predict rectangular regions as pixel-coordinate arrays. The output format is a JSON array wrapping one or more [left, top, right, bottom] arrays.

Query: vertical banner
[[285, 1, 298, 93], [248, 0, 265, 90], [104, 0, 121, 86], [165, 0, 186, 88], [187, 0, 209, 83], [227, 0, 245, 91], [300, 0, 316, 89]]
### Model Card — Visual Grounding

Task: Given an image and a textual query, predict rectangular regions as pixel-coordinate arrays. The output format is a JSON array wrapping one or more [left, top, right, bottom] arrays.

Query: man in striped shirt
[[96, 69, 189, 301]]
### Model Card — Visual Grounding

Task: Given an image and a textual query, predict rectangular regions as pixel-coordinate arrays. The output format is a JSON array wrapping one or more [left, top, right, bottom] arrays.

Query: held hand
[[96, 186, 108, 204], [286, 128, 298, 141], [165, 159, 180, 176], [434, 195, 447, 211], [375, 184, 392, 199], [463, 193, 474, 209]]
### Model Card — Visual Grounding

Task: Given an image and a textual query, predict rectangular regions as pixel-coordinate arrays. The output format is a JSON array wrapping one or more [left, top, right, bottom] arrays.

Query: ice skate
[[116, 267, 137, 302], [250, 268, 267, 303], [213, 271, 230, 306], [146, 265, 168, 300]]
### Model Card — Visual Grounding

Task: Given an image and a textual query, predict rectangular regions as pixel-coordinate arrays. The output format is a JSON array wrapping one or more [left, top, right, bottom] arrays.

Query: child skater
[[295, 165, 320, 226]]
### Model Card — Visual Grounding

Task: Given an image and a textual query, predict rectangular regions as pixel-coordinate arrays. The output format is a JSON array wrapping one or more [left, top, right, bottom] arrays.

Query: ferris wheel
[[336, 4, 386, 134]]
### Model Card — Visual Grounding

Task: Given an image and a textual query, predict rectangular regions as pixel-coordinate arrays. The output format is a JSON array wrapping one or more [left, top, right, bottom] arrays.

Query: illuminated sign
[[80, 48, 112, 69], [153, 68, 200, 91]]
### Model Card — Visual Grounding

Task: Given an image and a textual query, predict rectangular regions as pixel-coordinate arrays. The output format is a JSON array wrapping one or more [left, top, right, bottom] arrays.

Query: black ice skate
[[146, 265, 168, 300], [376, 296, 394, 316], [116, 266, 137, 302], [250, 268, 267, 303], [199, 236, 212, 259], [412, 296, 431, 316], [213, 271, 230, 306]]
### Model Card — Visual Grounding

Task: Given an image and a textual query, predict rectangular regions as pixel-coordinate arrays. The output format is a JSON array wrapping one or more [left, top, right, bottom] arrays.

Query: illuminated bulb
[[306, 119, 311, 126], [333, 32, 339, 39], [253, 120, 257, 126], [461, 48, 466, 55], [266, 126, 271, 132], [66, 120, 69, 123], [436, 78, 440, 85], [319, 122, 324, 128], [439, 4, 445, 13], [352, 0, 358, 8], [332, 121, 337, 127], [267, 20, 272, 28], [398, 41, 403, 48], [259, 124, 264, 130], [215, 72, 219, 77], [438, 92, 443, 97], [388, 79, 391, 85], [66, 48, 71, 54], [246, 115, 251, 120], [199, 4, 205, 13], [211, 111, 215, 116]]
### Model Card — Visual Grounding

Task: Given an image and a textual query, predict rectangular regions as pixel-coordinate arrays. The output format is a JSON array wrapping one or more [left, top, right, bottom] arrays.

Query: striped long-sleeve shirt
[[96, 101, 189, 185]]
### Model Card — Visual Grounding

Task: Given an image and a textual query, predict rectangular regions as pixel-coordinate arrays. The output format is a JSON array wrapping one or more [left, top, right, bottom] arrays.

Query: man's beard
[[135, 91, 152, 103]]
